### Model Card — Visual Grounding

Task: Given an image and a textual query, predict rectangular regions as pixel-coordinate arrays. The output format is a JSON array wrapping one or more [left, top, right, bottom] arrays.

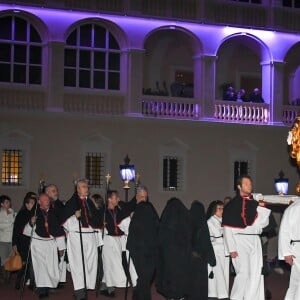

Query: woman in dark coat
[[188, 200, 216, 300], [12, 192, 37, 289]]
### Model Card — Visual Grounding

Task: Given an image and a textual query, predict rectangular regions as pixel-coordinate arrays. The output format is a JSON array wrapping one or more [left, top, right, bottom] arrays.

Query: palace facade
[[0, 0, 299, 210]]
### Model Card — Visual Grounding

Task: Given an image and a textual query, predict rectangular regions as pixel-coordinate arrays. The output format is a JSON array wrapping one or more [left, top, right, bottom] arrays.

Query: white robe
[[102, 216, 137, 288], [223, 206, 270, 300], [23, 223, 66, 288], [278, 200, 300, 300], [63, 215, 98, 291], [207, 215, 229, 299]]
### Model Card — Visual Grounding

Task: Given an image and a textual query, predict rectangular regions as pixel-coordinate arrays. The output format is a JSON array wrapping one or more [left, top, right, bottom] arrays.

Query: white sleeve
[[62, 215, 79, 232], [278, 206, 293, 260], [118, 216, 131, 235], [255, 206, 271, 229], [55, 236, 66, 251], [23, 223, 33, 237], [223, 226, 237, 253]]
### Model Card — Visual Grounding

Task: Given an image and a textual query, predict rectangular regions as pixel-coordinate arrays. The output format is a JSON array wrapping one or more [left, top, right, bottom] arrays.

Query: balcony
[[141, 96, 200, 120], [214, 100, 269, 124], [282, 105, 300, 126]]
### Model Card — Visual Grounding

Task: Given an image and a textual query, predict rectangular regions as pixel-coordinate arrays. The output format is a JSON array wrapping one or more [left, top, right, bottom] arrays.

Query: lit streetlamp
[[119, 155, 135, 202], [274, 170, 289, 195]]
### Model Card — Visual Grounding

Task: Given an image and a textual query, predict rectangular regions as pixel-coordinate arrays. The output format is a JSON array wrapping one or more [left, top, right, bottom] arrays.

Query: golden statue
[[288, 116, 300, 166], [287, 116, 300, 195]]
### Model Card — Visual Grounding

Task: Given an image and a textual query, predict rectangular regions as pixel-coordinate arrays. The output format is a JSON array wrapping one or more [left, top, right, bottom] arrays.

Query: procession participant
[[45, 184, 67, 285], [63, 178, 102, 300], [207, 200, 229, 299], [127, 186, 159, 300], [222, 175, 271, 300], [278, 198, 300, 299], [23, 193, 66, 299], [188, 200, 216, 300], [45, 184, 65, 220], [91, 193, 104, 210], [156, 198, 192, 300], [100, 190, 137, 297], [12, 193, 37, 290], [0, 195, 16, 283]]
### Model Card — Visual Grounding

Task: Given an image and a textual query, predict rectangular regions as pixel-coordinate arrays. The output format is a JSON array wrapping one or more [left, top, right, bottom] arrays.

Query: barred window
[[85, 152, 104, 188], [234, 160, 249, 190], [1, 149, 23, 186], [64, 24, 121, 90], [0, 15, 42, 84], [163, 156, 181, 191], [282, 0, 300, 8]]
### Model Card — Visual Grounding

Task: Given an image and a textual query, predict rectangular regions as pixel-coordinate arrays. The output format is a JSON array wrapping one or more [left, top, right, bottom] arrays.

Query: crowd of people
[[0, 175, 298, 300], [223, 86, 264, 103]]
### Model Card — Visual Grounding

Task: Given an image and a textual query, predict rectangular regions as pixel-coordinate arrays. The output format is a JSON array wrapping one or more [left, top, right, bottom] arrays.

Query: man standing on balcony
[[249, 88, 264, 103], [222, 175, 270, 300]]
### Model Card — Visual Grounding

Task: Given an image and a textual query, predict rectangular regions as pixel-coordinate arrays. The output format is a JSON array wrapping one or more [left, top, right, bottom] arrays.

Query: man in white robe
[[45, 184, 67, 285], [207, 200, 229, 299], [278, 199, 300, 300], [23, 193, 66, 299], [63, 179, 102, 300], [222, 175, 270, 300], [101, 190, 137, 297]]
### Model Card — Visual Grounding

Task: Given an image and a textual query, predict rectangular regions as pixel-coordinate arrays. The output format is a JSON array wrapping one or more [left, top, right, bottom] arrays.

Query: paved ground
[[0, 268, 290, 300]]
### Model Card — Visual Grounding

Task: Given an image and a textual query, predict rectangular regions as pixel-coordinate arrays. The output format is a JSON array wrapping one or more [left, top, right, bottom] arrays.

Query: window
[[64, 24, 121, 90], [282, 0, 300, 8], [0, 15, 42, 84], [1, 149, 23, 186], [163, 155, 182, 191], [85, 152, 104, 188], [234, 160, 249, 190]]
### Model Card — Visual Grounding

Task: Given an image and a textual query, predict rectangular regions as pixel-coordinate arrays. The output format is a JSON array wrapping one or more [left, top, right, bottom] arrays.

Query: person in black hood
[[12, 192, 37, 290], [188, 200, 216, 300], [127, 186, 159, 300], [156, 197, 192, 300]]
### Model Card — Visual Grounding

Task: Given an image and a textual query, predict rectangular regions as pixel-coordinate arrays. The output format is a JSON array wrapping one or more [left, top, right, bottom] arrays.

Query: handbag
[[4, 250, 23, 271]]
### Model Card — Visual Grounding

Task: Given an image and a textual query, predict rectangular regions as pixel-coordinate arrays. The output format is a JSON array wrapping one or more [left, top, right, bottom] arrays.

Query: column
[[261, 60, 285, 124], [45, 41, 65, 112], [199, 54, 218, 118], [123, 48, 145, 114]]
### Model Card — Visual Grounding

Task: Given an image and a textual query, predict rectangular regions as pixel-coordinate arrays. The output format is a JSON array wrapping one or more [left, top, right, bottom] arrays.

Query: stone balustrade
[[282, 105, 300, 125], [141, 96, 200, 119], [0, 87, 45, 111], [63, 91, 125, 115], [214, 100, 269, 124]]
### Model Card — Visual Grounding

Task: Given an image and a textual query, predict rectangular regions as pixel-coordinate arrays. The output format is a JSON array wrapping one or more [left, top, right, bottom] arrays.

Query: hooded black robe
[[126, 201, 159, 300], [156, 198, 192, 299], [188, 200, 216, 300]]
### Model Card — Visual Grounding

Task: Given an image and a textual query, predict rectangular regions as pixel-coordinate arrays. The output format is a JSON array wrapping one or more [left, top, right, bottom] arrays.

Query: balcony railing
[[63, 91, 125, 115], [282, 105, 300, 126], [0, 87, 45, 111], [214, 100, 269, 124], [141, 96, 199, 119]]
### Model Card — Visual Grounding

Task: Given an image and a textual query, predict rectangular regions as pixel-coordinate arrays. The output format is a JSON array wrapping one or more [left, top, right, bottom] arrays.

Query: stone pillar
[[45, 41, 65, 112], [200, 55, 217, 119], [261, 60, 285, 124], [123, 48, 145, 114]]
